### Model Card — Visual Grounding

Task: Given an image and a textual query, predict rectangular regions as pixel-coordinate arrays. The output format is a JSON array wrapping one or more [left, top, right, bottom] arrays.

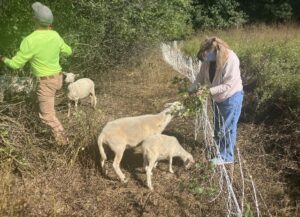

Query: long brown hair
[[197, 37, 230, 72]]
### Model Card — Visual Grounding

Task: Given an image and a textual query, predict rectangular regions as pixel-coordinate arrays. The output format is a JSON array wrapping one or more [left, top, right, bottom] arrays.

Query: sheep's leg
[[146, 160, 156, 190], [100, 153, 106, 174], [90, 94, 94, 107], [93, 95, 97, 109], [169, 156, 174, 173], [101, 159, 106, 173], [98, 135, 107, 175], [154, 161, 158, 168], [143, 155, 148, 172], [75, 99, 78, 112], [67, 101, 71, 117], [90, 89, 97, 109], [112, 149, 127, 182]]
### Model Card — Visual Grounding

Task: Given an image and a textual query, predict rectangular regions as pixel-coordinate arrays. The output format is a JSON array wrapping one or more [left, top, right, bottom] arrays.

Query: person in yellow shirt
[[0, 2, 72, 145]]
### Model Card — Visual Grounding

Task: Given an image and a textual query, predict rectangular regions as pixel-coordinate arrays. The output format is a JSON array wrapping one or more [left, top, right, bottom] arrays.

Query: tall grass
[[182, 25, 300, 120]]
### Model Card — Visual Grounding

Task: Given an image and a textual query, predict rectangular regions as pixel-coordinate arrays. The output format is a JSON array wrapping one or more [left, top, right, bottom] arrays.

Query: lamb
[[97, 101, 184, 182], [141, 134, 194, 190], [63, 72, 97, 117]]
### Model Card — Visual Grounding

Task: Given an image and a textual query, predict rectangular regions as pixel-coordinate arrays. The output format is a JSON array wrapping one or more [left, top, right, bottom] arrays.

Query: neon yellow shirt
[[4, 30, 72, 77]]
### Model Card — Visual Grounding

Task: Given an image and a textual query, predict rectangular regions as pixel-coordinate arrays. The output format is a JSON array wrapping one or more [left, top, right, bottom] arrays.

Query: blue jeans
[[214, 91, 244, 162]]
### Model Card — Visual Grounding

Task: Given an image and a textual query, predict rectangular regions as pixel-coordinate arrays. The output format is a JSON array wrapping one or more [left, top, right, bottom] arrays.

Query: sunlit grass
[[182, 24, 300, 56]]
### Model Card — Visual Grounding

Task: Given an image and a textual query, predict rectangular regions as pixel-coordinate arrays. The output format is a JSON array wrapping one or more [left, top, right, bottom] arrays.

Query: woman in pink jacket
[[189, 37, 244, 165]]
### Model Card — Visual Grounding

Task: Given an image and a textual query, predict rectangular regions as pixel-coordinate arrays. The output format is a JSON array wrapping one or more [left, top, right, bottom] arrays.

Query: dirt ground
[[0, 50, 299, 217]]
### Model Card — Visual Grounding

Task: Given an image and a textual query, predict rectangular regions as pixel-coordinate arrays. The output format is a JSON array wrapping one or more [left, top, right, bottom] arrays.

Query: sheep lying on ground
[[142, 134, 194, 190], [97, 101, 184, 182], [63, 72, 97, 117]]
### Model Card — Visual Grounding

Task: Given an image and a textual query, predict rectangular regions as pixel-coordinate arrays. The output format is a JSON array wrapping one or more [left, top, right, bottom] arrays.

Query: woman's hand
[[196, 89, 204, 96], [196, 86, 209, 97]]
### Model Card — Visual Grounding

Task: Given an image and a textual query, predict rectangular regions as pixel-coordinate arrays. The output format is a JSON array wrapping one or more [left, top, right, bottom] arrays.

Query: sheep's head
[[183, 154, 195, 169], [163, 101, 184, 116], [63, 72, 79, 83]]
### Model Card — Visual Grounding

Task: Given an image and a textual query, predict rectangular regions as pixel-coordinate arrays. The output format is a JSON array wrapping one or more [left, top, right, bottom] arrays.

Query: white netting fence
[[160, 41, 201, 83], [160, 41, 269, 217]]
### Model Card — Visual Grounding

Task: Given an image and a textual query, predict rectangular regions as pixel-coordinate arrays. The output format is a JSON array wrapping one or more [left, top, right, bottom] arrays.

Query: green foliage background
[[0, 0, 192, 75], [1, 0, 299, 75], [191, 0, 248, 29]]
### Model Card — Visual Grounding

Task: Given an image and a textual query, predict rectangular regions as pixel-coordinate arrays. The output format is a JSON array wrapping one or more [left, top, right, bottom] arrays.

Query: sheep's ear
[[62, 71, 68, 76], [74, 74, 80, 78]]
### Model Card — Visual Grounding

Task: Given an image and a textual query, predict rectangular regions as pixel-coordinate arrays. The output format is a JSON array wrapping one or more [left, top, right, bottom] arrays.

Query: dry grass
[[0, 48, 299, 216], [182, 24, 300, 56]]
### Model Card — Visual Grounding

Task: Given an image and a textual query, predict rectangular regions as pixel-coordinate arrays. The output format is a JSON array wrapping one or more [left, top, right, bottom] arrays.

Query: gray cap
[[32, 2, 53, 25]]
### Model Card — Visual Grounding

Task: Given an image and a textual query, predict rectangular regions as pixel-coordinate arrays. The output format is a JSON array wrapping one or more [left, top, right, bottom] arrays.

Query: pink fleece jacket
[[190, 50, 243, 103]]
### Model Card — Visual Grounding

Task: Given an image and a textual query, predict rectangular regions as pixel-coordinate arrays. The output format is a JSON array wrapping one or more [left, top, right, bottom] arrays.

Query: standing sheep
[[142, 134, 194, 190], [63, 72, 97, 117], [97, 101, 183, 182]]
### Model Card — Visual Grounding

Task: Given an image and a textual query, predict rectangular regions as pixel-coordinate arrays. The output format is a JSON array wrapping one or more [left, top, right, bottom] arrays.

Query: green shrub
[[0, 0, 192, 75], [237, 39, 300, 119], [239, 0, 294, 23], [191, 0, 247, 29]]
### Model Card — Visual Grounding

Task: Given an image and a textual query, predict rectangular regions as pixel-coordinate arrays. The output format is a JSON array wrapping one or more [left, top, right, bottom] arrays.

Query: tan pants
[[37, 73, 64, 135]]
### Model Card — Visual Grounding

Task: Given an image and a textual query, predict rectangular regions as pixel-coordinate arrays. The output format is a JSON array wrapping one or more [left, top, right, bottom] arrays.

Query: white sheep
[[63, 72, 97, 117], [141, 134, 194, 190], [97, 101, 184, 182]]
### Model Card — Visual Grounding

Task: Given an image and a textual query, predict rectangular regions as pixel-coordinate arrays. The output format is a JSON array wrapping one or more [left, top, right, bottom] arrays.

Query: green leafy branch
[[172, 76, 209, 117]]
